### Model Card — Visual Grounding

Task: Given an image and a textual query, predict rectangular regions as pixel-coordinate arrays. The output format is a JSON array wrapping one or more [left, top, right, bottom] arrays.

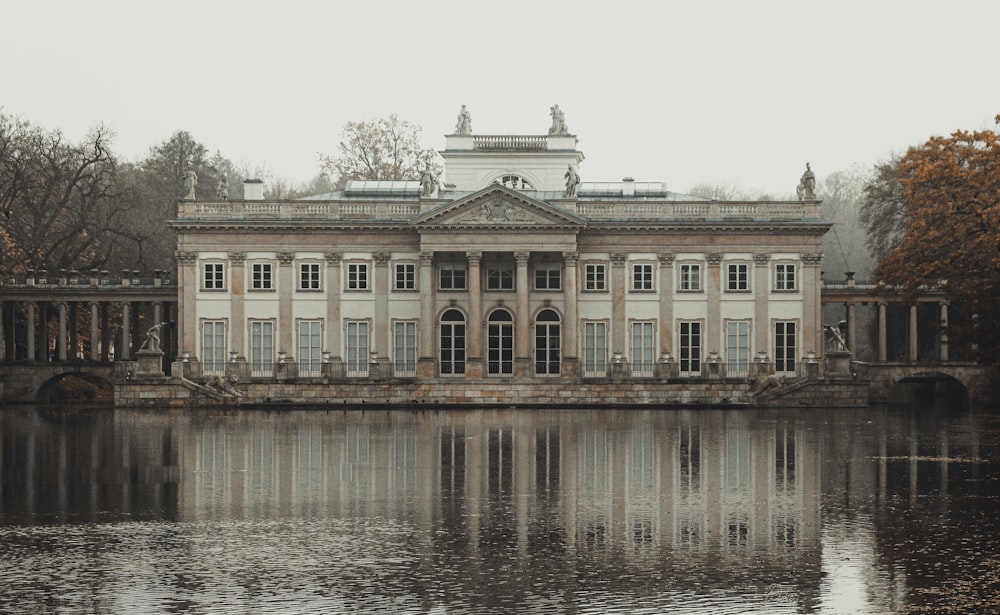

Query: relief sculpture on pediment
[[461, 196, 534, 224]]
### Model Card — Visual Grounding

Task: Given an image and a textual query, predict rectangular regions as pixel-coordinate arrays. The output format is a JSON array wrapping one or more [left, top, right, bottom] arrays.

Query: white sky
[[4, 0, 999, 196]]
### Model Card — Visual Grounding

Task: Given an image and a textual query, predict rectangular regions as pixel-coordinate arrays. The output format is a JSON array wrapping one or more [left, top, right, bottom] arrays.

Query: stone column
[[373, 252, 392, 361], [176, 251, 198, 360], [610, 253, 629, 358], [801, 254, 824, 363], [514, 251, 531, 377], [229, 251, 246, 359], [100, 302, 111, 362], [0, 301, 5, 362], [706, 253, 723, 359], [877, 302, 887, 362], [909, 303, 918, 362], [57, 302, 68, 361], [658, 253, 675, 356], [26, 302, 37, 361], [753, 253, 770, 355], [466, 252, 483, 378], [90, 302, 100, 361], [325, 252, 343, 362], [846, 302, 857, 355], [939, 302, 949, 362], [562, 251, 579, 377], [417, 251, 436, 378], [277, 251, 295, 360], [120, 301, 131, 360]]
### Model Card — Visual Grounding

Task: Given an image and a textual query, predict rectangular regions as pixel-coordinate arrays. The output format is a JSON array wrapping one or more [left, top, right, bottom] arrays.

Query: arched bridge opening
[[889, 372, 968, 407], [36, 372, 114, 403]]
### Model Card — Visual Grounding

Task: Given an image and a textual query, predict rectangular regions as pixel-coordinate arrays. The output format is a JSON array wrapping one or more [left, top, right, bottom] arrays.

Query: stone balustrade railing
[[473, 135, 548, 151]]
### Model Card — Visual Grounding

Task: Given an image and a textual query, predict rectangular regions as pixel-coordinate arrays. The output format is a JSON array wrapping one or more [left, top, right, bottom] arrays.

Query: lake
[[1, 403, 998, 613]]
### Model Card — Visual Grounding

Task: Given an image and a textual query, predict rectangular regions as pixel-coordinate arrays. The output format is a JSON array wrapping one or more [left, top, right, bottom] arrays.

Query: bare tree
[[859, 155, 906, 261], [320, 115, 440, 189]]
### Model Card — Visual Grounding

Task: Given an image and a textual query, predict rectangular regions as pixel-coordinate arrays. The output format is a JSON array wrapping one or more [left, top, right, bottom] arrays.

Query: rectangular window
[[347, 263, 369, 290], [346, 321, 370, 376], [583, 322, 607, 376], [679, 321, 701, 376], [726, 321, 751, 377], [298, 321, 322, 376], [775, 321, 797, 375], [394, 321, 417, 376], [632, 263, 654, 291], [251, 262, 273, 290], [202, 320, 226, 374], [394, 263, 416, 290], [631, 321, 655, 377], [487, 265, 514, 290], [727, 263, 749, 292], [584, 264, 607, 291], [250, 321, 273, 378], [534, 265, 561, 290], [439, 264, 466, 290], [299, 263, 321, 290], [203, 263, 225, 290], [775, 263, 796, 291], [679, 263, 701, 291]]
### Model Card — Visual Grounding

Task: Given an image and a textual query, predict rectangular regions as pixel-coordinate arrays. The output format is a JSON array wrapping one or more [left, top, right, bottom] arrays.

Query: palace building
[[169, 110, 830, 393]]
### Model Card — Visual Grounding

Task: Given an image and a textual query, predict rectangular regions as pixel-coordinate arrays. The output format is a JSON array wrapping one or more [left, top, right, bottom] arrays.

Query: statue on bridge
[[141, 322, 166, 352], [824, 322, 848, 352]]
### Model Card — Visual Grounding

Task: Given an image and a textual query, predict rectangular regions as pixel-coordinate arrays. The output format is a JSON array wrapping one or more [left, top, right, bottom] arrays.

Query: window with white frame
[[394, 321, 417, 375], [726, 321, 751, 377], [631, 321, 655, 376], [632, 263, 654, 291], [346, 321, 370, 376], [394, 262, 416, 291], [250, 320, 273, 377], [534, 264, 561, 291], [775, 321, 797, 375], [346, 262, 369, 290], [775, 263, 797, 291], [679, 263, 702, 292], [439, 263, 466, 291], [487, 264, 514, 290], [679, 321, 702, 376], [251, 262, 273, 290], [203, 262, 225, 290], [726, 263, 749, 292], [584, 263, 607, 291], [298, 320, 322, 376], [299, 262, 321, 290], [202, 320, 226, 374], [583, 321, 607, 375]]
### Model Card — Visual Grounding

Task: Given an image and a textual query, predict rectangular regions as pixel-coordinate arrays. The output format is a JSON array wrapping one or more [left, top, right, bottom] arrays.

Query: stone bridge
[[0, 362, 121, 403], [859, 362, 994, 404]]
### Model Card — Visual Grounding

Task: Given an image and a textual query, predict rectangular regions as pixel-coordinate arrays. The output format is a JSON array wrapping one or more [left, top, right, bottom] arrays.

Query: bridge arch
[[888, 371, 967, 406], [36, 371, 114, 403]]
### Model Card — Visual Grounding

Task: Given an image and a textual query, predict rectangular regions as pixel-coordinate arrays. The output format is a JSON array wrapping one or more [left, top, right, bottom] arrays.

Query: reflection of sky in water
[[0, 406, 996, 614]]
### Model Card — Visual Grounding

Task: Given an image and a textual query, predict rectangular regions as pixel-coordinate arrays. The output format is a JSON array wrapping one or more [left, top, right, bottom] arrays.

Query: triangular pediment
[[411, 185, 586, 229]]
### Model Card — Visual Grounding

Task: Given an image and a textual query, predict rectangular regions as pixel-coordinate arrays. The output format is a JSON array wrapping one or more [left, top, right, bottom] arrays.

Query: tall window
[[203, 263, 225, 290], [395, 263, 416, 290], [347, 263, 368, 290], [487, 264, 514, 290], [727, 263, 749, 291], [346, 321, 369, 376], [487, 310, 513, 376], [250, 321, 273, 377], [584, 264, 607, 291], [775, 321, 797, 375], [298, 321, 322, 376], [534, 309, 561, 375], [440, 309, 466, 376], [632, 263, 654, 291], [394, 321, 417, 376], [631, 321, 655, 376], [726, 321, 751, 377], [202, 321, 226, 374], [679, 263, 701, 291], [534, 265, 561, 291], [583, 322, 607, 376], [679, 321, 701, 376], [775, 263, 796, 291], [251, 262, 273, 290], [439, 263, 466, 290], [300, 263, 321, 290]]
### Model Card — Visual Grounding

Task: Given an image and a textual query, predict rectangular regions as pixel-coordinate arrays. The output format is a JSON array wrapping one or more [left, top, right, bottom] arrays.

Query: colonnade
[[832, 293, 951, 363]]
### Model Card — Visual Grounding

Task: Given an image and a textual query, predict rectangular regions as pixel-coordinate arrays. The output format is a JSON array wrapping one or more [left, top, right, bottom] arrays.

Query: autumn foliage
[[875, 121, 1000, 364]]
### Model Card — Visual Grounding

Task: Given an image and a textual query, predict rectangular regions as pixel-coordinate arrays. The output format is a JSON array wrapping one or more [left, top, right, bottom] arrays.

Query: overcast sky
[[5, 0, 999, 196]]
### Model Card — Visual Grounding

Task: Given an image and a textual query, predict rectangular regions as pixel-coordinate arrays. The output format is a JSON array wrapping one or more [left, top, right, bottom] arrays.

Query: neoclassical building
[[170, 112, 828, 386]]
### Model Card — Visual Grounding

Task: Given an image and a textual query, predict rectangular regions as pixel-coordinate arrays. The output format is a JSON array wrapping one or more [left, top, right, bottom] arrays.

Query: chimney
[[244, 179, 264, 200]]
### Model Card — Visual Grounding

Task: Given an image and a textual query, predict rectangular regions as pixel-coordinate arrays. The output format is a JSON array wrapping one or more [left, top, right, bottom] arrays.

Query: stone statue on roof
[[183, 169, 197, 200], [455, 105, 472, 135], [216, 176, 229, 200], [796, 162, 816, 200], [420, 165, 437, 197], [564, 164, 580, 197], [549, 104, 568, 136]]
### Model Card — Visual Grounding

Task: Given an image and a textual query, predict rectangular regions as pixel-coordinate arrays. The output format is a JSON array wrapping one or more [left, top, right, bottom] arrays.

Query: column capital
[[706, 253, 723, 266], [419, 251, 433, 265], [175, 250, 198, 264], [466, 251, 482, 265], [277, 251, 295, 265], [753, 253, 770, 265], [514, 252, 530, 266], [800, 253, 823, 266], [228, 251, 247, 264], [658, 253, 675, 265], [373, 252, 392, 266], [610, 253, 629, 266], [562, 251, 579, 265], [324, 251, 343, 264]]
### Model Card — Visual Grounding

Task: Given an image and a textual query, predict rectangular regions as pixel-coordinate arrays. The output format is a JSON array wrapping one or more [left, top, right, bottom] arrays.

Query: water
[[1, 404, 998, 614]]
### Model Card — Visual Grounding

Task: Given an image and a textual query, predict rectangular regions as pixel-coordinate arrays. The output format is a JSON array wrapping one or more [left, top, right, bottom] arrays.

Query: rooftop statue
[[796, 162, 816, 200], [549, 104, 568, 136], [455, 105, 472, 135], [420, 165, 437, 197], [183, 169, 198, 200], [564, 164, 580, 197], [216, 176, 229, 200]]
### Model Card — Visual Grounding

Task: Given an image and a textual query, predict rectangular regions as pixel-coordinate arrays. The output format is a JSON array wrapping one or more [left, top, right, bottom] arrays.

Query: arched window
[[487, 310, 513, 375], [440, 309, 466, 376], [495, 175, 535, 190], [535, 309, 561, 375]]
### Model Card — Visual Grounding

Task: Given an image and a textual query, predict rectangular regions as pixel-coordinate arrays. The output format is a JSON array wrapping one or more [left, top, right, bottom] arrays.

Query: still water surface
[[1, 404, 998, 614]]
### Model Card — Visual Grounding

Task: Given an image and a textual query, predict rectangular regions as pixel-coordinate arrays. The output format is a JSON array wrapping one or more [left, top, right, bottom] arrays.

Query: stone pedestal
[[825, 350, 853, 379], [136, 349, 164, 377]]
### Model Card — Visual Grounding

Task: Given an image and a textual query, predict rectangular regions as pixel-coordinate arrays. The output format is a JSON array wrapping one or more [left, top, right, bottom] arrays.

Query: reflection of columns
[[417, 252, 436, 377], [373, 252, 391, 359], [908, 303, 918, 362], [277, 252, 295, 359], [514, 252, 530, 376], [563, 252, 579, 375], [90, 302, 100, 361], [466, 252, 483, 377], [658, 254, 674, 355], [752, 254, 769, 354], [229, 252, 246, 358], [706, 254, 723, 356], [939, 302, 949, 362], [877, 302, 887, 362], [57, 302, 68, 361], [325, 252, 342, 359], [610, 253, 628, 355], [26, 302, 37, 361], [121, 301, 131, 360], [845, 302, 856, 355]]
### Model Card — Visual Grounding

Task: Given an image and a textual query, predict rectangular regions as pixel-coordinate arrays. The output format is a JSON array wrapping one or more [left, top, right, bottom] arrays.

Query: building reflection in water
[[1, 405, 991, 612]]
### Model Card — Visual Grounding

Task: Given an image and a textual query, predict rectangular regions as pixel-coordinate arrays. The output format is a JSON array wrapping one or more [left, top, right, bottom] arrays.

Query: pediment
[[412, 185, 586, 229]]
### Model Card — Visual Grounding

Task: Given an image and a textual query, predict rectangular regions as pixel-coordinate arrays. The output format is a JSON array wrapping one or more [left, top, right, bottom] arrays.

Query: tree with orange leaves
[[874, 118, 1000, 364]]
